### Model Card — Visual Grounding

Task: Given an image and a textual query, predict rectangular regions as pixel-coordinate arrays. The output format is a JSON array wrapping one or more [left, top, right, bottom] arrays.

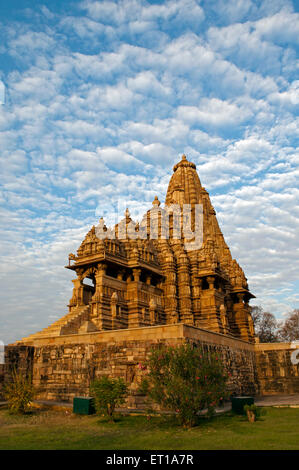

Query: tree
[[250, 306, 278, 343], [277, 309, 299, 342], [250, 306, 263, 329], [89, 376, 128, 421], [139, 343, 228, 427], [256, 311, 279, 343]]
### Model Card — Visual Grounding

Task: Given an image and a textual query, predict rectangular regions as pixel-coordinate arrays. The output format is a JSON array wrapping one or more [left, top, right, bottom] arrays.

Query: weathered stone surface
[[255, 343, 299, 395]]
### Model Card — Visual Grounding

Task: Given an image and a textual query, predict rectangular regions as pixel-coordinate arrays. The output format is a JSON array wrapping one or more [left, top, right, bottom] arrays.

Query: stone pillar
[[219, 303, 230, 334], [234, 293, 251, 342], [199, 275, 223, 333], [69, 278, 83, 310], [149, 298, 158, 325], [176, 250, 193, 325], [127, 268, 142, 329], [93, 264, 107, 302], [92, 264, 107, 330], [133, 268, 141, 282], [111, 291, 118, 329], [159, 242, 179, 324], [189, 251, 201, 326], [207, 276, 220, 332]]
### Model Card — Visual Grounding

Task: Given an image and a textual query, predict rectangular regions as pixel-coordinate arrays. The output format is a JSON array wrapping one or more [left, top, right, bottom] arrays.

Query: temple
[[20, 155, 255, 344], [4, 154, 298, 403]]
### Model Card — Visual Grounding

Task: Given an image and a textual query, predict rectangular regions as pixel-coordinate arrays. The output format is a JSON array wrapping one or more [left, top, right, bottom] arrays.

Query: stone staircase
[[60, 305, 92, 335], [19, 304, 95, 342]]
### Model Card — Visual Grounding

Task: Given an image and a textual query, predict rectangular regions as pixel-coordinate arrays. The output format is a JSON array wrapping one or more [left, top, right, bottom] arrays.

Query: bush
[[89, 376, 128, 421], [139, 343, 228, 427], [4, 368, 35, 414]]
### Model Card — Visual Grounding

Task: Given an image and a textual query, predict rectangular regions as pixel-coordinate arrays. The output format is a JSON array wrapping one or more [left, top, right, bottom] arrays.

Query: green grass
[[0, 407, 298, 450]]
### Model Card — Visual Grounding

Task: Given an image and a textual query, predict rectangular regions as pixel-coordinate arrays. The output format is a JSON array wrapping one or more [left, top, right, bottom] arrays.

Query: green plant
[[89, 376, 128, 421], [244, 404, 265, 422], [139, 343, 229, 427], [4, 368, 35, 414]]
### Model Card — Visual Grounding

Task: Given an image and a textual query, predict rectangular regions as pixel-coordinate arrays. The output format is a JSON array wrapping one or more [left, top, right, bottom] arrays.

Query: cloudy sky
[[0, 0, 298, 344]]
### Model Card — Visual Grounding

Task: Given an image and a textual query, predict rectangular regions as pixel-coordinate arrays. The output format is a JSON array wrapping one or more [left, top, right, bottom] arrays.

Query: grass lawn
[[0, 407, 298, 450]]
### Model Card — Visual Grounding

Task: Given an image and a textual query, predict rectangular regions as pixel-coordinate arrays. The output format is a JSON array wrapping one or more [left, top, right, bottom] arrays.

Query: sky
[[0, 0, 298, 345]]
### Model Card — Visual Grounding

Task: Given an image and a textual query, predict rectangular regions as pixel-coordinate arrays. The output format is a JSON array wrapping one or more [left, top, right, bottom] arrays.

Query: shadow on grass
[[94, 413, 182, 430], [93, 410, 243, 432]]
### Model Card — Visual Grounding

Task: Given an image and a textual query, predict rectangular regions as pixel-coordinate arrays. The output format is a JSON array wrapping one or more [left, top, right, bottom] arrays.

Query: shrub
[[89, 376, 128, 421], [4, 368, 35, 414], [139, 343, 228, 427]]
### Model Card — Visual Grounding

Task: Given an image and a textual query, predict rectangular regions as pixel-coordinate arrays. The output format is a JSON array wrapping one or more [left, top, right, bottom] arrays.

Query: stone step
[[20, 305, 92, 341], [60, 305, 92, 335]]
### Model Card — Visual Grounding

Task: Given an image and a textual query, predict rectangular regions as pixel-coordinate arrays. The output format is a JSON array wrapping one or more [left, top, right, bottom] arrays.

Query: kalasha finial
[[125, 208, 131, 219], [173, 154, 196, 172], [152, 196, 161, 207]]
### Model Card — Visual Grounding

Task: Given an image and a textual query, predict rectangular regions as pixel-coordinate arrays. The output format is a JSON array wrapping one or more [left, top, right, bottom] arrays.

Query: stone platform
[[2, 324, 299, 406], [4, 323, 257, 405]]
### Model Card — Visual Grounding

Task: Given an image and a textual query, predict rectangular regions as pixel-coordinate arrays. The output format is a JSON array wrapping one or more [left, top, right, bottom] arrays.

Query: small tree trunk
[[107, 403, 115, 421], [246, 410, 255, 423]]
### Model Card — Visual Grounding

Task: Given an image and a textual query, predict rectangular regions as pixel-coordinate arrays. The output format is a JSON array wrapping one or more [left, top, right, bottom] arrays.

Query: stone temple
[[21, 154, 255, 345], [1, 155, 298, 403]]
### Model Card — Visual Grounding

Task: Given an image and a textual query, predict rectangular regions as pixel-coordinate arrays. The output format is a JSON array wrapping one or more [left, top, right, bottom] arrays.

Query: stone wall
[[255, 342, 299, 395], [7, 324, 258, 406], [0, 346, 34, 401]]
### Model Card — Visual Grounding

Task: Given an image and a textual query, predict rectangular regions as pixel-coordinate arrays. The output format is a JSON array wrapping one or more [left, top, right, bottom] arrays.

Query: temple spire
[[166, 154, 201, 206]]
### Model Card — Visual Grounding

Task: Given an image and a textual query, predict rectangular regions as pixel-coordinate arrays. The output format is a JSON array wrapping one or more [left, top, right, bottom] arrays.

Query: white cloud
[[177, 98, 253, 127], [255, 10, 299, 45], [81, 0, 205, 25], [123, 118, 190, 146], [60, 16, 112, 39], [207, 10, 299, 76], [268, 80, 299, 108], [96, 147, 146, 171], [40, 5, 55, 20], [9, 31, 56, 53], [127, 71, 171, 96], [0, 80, 5, 104], [0, 150, 28, 175]]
